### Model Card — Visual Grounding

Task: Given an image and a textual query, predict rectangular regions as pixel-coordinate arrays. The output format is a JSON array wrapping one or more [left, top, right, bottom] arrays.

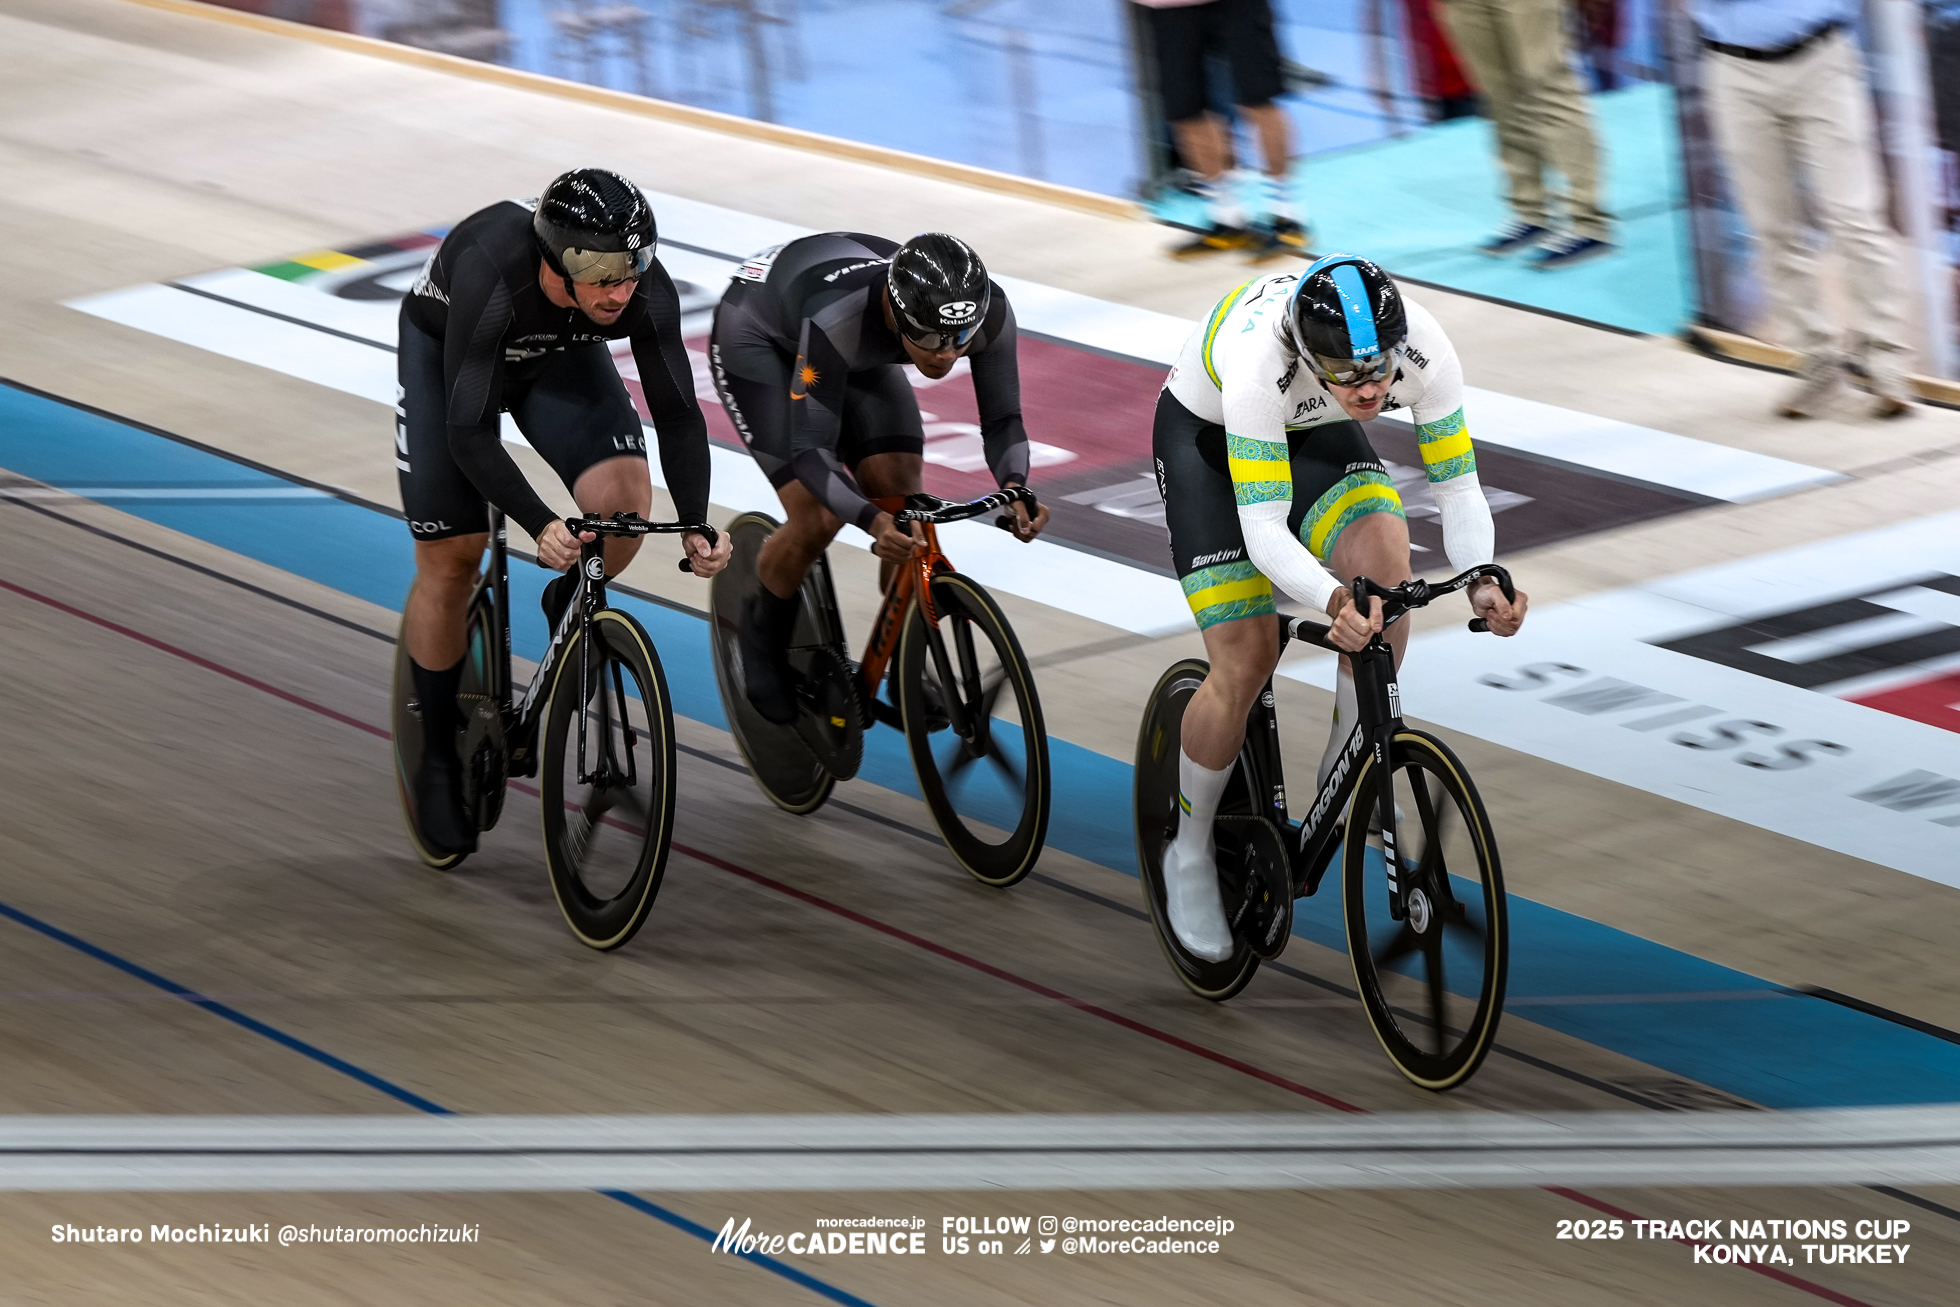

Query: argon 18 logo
[[939, 300, 977, 321], [584, 556, 605, 580]]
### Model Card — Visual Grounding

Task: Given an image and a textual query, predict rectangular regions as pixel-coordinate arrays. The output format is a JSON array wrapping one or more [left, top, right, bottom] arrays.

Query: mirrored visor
[[1306, 349, 1394, 387], [560, 245, 655, 286], [897, 307, 981, 352]]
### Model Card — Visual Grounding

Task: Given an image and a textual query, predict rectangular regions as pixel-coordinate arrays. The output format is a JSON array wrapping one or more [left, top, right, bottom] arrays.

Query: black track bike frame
[[472, 507, 711, 783], [1232, 565, 1513, 916]]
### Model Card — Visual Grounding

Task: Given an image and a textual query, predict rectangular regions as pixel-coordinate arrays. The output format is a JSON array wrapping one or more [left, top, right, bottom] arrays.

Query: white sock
[[1317, 668, 1358, 788], [1199, 176, 1246, 230], [1262, 173, 1298, 224], [1174, 750, 1233, 858], [1167, 748, 1235, 961]]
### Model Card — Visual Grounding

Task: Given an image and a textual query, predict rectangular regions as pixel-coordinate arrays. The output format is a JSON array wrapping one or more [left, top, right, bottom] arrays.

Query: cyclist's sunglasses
[[896, 307, 982, 353], [560, 245, 656, 286], [1306, 349, 1395, 388]]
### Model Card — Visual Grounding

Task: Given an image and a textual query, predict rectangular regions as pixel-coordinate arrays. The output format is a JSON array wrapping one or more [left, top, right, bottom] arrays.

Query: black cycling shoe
[[541, 571, 578, 635], [413, 735, 477, 857], [739, 587, 802, 726]]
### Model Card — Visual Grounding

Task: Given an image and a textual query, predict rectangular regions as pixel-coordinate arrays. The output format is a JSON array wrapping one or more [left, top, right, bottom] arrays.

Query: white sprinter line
[[1285, 510, 1960, 886]]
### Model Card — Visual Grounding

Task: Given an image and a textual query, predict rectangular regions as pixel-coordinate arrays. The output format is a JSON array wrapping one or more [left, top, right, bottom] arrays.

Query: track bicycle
[[1135, 565, 1516, 1090], [392, 509, 716, 950], [709, 488, 1050, 886]]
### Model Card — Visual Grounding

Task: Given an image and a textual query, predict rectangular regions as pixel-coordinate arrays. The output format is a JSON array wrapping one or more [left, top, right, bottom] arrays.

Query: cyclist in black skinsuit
[[398, 167, 730, 856], [708, 231, 1053, 723]]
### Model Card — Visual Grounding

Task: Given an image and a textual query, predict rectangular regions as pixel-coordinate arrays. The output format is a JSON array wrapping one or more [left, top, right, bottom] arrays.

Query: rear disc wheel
[[707, 512, 835, 815], [1133, 659, 1259, 1001]]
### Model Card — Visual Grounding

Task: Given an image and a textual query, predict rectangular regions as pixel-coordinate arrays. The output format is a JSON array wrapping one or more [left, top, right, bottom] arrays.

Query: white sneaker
[[1163, 839, 1235, 962], [1778, 354, 1845, 419]]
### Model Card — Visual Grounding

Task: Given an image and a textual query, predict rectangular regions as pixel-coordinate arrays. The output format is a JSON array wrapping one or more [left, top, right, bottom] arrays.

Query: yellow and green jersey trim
[[1227, 433, 1291, 505], [1416, 407, 1476, 482], [1200, 279, 1259, 390], [1301, 470, 1404, 560], [1180, 559, 1275, 631]]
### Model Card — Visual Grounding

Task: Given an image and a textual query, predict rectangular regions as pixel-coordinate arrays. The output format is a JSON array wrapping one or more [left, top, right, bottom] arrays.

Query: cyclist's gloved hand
[[868, 511, 926, 564], [683, 528, 732, 579], [538, 519, 596, 571], [1003, 493, 1050, 543], [1324, 588, 1383, 653], [1469, 579, 1528, 637]]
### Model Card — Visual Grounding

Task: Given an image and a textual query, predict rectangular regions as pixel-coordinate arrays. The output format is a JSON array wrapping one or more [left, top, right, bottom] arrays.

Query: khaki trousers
[[1704, 31, 1908, 360], [1436, 0, 1610, 238]]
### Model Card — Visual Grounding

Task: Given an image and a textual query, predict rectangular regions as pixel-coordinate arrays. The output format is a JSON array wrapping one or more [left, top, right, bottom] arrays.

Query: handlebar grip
[[1469, 618, 1490, 633], [679, 559, 694, 573]]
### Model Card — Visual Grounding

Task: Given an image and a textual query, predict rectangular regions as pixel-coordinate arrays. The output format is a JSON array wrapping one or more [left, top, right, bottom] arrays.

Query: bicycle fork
[[573, 547, 636, 792], [1352, 642, 1410, 922]]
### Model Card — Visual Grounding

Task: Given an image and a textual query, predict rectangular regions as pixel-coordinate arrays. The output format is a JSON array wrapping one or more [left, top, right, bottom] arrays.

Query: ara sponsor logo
[[939, 300, 979, 322], [1191, 548, 1244, 567], [1291, 395, 1326, 421]]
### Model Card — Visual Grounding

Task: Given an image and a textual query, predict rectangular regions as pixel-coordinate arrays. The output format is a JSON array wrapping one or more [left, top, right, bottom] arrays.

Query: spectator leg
[[1490, 0, 1610, 239], [1435, 0, 1545, 227], [1791, 34, 1911, 365], [1704, 52, 1835, 356]]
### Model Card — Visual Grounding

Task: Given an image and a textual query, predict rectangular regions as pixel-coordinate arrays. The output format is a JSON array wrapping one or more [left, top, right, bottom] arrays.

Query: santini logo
[[939, 300, 978, 321], [1191, 549, 1243, 567]]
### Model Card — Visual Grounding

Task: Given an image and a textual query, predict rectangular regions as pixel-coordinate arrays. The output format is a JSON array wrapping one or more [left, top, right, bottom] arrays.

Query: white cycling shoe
[[1163, 839, 1235, 962]]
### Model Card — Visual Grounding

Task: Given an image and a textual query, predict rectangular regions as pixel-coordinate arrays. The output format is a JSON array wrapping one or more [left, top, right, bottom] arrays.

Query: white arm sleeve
[[1431, 470, 1496, 575], [1238, 500, 1342, 613]]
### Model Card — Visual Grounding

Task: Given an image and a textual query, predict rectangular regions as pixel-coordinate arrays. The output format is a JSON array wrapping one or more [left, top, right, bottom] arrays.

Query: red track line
[[673, 840, 1365, 1114], [10, 574, 1879, 1307], [0, 576, 388, 742]]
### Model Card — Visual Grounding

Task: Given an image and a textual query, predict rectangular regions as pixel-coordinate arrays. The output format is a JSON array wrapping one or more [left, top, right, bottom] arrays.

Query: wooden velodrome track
[[4, 1, 1960, 1302]]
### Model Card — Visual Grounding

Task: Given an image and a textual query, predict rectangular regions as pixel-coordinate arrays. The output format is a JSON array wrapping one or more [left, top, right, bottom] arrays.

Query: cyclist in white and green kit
[[1151, 254, 1529, 959]]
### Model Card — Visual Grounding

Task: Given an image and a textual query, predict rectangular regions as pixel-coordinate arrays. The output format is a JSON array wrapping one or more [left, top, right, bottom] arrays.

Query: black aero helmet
[[887, 233, 991, 350], [1285, 254, 1407, 386], [532, 168, 657, 285]]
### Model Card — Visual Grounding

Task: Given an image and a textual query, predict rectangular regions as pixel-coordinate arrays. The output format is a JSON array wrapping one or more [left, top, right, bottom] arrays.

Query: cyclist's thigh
[[396, 311, 493, 542], [1287, 419, 1405, 563], [1152, 389, 1275, 632], [838, 365, 925, 471], [510, 344, 649, 492], [708, 290, 796, 490]]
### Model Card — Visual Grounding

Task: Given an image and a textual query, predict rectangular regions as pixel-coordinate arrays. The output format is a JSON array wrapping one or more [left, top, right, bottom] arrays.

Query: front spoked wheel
[[897, 572, 1049, 887], [539, 610, 677, 951], [1343, 730, 1507, 1090]]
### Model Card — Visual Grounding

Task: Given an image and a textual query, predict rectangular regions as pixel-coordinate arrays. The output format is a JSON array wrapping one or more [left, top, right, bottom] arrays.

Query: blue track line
[[0, 892, 881, 1306], [6, 377, 1960, 1114]]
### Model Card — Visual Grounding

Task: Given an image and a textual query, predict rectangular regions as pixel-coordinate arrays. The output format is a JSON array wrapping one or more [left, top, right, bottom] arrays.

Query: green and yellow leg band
[[1181, 559, 1276, 631], [1301, 470, 1405, 560]]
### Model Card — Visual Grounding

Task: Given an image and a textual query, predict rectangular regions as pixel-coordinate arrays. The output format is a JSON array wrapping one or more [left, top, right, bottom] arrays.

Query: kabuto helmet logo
[[939, 300, 978, 322]]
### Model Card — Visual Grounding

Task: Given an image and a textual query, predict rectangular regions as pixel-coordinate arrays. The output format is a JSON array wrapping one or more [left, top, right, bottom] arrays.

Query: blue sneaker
[[1529, 233, 1614, 271], [1478, 220, 1550, 257]]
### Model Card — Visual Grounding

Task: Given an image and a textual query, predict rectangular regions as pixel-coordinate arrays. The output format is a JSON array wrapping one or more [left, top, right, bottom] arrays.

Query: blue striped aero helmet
[[1285, 255, 1407, 387]]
